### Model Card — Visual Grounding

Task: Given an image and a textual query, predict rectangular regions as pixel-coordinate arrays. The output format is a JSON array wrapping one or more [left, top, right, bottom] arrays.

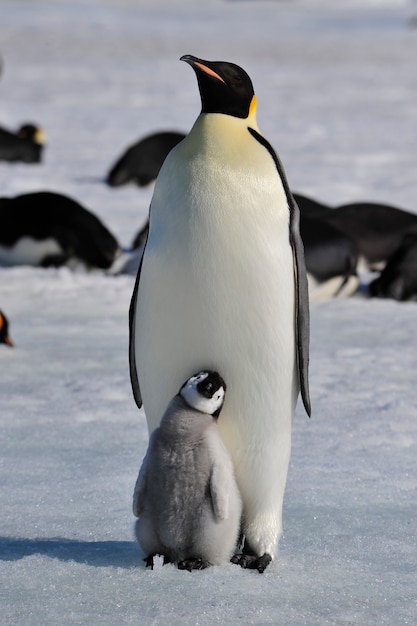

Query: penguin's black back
[[369, 233, 417, 301], [0, 192, 119, 269], [326, 202, 417, 265], [293, 193, 332, 218], [0, 125, 43, 163], [106, 131, 186, 187], [300, 214, 358, 282]]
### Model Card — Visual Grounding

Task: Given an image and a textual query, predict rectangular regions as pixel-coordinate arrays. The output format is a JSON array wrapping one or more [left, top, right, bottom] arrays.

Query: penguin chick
[[0, 310, 14, 346], [133, 370, 242, 571]]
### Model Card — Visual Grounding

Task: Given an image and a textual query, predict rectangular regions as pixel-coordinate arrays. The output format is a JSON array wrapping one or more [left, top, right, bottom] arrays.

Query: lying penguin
[[0, 191, 119, 270], [0, 310, 14, 346], [0, 123, 46, 163], [105, 131, 186, 187], [369, 232, 417, 301], [132, 370, 242, 572]]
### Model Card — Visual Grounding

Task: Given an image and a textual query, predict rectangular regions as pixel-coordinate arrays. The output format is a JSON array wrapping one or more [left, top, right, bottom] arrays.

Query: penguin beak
[[4, 335, 14, 347], [180, 55, 226, 84]]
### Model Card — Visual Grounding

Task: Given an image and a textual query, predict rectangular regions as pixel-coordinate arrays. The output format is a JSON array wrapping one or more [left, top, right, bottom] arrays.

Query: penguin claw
[[144, 554, 155, 569], [231, 552, 272, 573], [177, 557, 209, 572]]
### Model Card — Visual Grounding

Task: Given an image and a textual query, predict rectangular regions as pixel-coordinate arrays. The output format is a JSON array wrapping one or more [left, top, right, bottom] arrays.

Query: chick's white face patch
[[180, 372, 225, 415]]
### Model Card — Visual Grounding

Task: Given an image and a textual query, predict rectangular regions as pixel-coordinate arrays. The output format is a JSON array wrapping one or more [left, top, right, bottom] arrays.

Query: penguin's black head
[[0, 310, 14, 347], [179, 370, 226, 418], [181, 55, 255, 119], [17, 124, 46, 145]]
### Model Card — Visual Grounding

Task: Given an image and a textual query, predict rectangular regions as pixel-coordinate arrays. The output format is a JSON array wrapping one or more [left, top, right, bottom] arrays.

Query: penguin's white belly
[[0, 237, 63, 266], [136, 127, 298, 555]]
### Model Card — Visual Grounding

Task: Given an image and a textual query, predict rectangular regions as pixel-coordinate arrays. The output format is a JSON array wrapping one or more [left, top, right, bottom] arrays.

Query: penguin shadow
[[0, 536, 142, 569]]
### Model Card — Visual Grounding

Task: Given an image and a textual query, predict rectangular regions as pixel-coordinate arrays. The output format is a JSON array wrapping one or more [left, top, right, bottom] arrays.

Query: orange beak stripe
[[194, 62, 226, 84]]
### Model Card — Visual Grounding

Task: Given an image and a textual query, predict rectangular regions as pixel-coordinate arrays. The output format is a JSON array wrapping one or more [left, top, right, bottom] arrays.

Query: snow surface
[[1, 1, 416, 624]]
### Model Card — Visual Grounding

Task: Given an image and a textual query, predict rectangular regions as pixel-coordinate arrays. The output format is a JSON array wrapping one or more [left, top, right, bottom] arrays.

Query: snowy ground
[[1, 1, 416, 624]]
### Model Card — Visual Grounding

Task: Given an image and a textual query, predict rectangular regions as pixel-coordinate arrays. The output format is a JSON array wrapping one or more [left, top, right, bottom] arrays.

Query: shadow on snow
[[0, 536, 142, 568]]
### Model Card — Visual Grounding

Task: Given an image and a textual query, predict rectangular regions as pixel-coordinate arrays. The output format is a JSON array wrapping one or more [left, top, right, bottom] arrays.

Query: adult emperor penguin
[[133, 370, 242, 571], [129, 55, 311, 572], [0, 310, 14, 347]]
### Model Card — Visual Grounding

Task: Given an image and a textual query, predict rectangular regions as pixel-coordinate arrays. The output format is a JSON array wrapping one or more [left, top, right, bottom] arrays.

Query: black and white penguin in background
[[105, 130, 186, 187], [0, 310, 14, 346], [133, 370, 242, 571], [369, 232, 417, 301], [0, 123, 46, 163], [129, 55, 311, 572], [0, 191, 119, 270]]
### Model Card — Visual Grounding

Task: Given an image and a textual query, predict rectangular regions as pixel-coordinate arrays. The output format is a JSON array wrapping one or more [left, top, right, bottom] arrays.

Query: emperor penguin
[[0, 191, 119, 270], [106, 130, 186, 187], [129, 55, 311, 572], [0, 310, 14, 346], [133, 370, 242, 571]]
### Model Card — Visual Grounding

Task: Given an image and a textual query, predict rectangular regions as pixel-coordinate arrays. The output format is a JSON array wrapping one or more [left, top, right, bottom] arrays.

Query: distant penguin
[[133, 370, 242, 571], [129, 55, 311, 572], [294, 194, 359, 300], [106, 131, 186, 187], [0, 123, 46, 163], [322, 201, 417, 271], [369, 232, 417, 301], [293, 192, 332, 218], [0, 310, 14, 346], [0, 191, 119, 269]]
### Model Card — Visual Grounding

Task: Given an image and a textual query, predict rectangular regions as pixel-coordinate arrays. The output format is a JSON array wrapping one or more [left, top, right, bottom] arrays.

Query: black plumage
[[0, 191, 119, 269], [0, 310, 13, 347], [0, 123, 45, 163], [106, 131, 185, 187]]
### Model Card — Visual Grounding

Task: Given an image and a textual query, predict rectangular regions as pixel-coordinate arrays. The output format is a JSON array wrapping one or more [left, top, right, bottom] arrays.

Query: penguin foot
[[231, 552, 272, 573], [177, 557, 209, 572], [144, 554, 155, 569]]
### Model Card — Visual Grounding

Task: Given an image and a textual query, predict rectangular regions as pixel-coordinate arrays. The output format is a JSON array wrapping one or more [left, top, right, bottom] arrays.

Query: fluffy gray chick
[[133, 370, 242, 571]]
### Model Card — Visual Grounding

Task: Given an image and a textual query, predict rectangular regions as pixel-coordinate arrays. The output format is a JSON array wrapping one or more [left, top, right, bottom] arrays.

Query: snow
[[1, 1, 416, 624]]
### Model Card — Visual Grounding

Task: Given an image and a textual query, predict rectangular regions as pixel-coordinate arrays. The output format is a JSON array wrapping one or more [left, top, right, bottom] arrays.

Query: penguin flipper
[[132, 468, 146, 517], [209, 463, 230, 521], [207, 432, 233, 521], [132, 437, 153, 516], [128, 249, 144, 409], [289, 196, 311, 417]]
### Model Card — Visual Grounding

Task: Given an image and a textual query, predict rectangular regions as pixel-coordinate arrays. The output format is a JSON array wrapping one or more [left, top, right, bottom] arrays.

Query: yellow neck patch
[[248, 95, 257, 121]]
